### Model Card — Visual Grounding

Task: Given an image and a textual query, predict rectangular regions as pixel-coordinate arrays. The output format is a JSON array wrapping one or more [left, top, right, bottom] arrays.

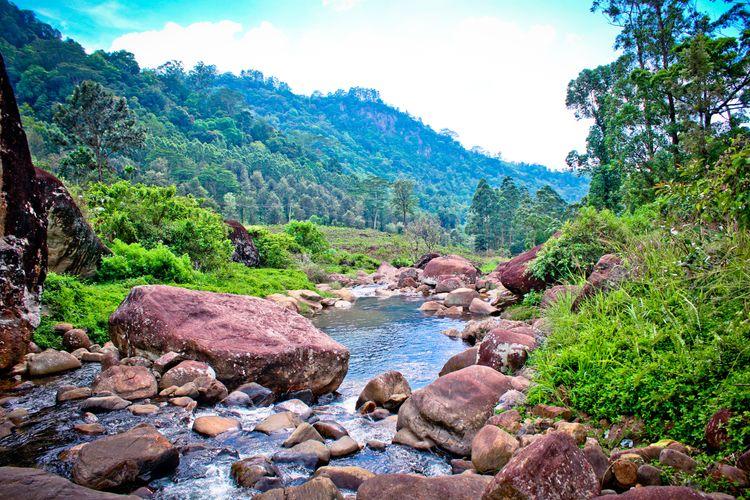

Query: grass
[[527, 226, 750, 454]]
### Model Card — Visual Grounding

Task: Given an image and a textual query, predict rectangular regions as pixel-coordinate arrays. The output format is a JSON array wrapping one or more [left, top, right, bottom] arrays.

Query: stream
[[0, 291, 470, 498]]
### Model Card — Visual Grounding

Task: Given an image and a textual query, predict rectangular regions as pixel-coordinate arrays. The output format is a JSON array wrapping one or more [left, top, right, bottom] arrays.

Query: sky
[[16, 0, 630, 169]]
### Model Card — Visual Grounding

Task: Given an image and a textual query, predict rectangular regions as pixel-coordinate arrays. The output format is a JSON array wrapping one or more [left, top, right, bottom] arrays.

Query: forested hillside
[[0, 0, 587, 231]]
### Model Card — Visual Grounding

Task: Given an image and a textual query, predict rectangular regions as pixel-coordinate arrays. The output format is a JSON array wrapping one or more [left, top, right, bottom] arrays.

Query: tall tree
[[467, 179, 500, 252], [53, 81, 145, 181], [390, 178, 416, 227]]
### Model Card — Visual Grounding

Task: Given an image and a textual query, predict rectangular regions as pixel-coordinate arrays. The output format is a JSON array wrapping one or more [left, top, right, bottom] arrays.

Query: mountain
[[0, 0, 588, 228]]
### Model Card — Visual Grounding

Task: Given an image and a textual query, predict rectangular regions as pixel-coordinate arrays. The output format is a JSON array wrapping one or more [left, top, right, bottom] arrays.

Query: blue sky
[[14, 0, 732, 169]]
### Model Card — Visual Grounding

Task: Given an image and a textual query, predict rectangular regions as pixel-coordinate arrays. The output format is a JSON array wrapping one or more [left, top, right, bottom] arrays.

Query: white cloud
[[322, 0, 362, 12], [111, 14, 611, 170]]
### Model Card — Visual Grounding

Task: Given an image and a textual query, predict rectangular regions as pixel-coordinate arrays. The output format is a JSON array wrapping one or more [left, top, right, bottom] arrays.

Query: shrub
[[529, 206, 630, 283], [97, 240, 194, 282], [248, 227, 301, 268], [284, 220, 329, 254], [391, 256, 412, 268]]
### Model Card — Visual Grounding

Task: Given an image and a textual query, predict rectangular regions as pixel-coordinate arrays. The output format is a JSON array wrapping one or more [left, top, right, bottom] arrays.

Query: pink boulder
[[499, 244, 547, 295], [422, 255, 479, 285]]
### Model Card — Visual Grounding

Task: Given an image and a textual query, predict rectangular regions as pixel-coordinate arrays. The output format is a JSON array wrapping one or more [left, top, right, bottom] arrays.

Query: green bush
[[97, 240, 194, 282], [284, 220, 329, 254], [248, 227, 302, 268], [391, 256, 412, 268], [85, 181, 233, 270], [529, 206, 630, 283], [528, 227, 750, 453]]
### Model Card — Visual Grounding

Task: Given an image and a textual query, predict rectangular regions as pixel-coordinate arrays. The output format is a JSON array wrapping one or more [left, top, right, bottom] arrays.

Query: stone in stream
[[255, 477, 342, 500], [468, 298, 497, 315], [273, 440, 330, 468], [0, 466, 136, 499], [231, 456, 280, 489], [91, 365, 158, 401], [57, 386, 92, 402], [192, 415, 240, 437], [434, 276, 466, 293], [421, 255, 479, 285], [283, 422, 324, 447], [128, 404, 158, 416], [444, 288, 480, 308], [313, 420, 349, 440], [71, 424, 179, 491], [27, 349, 81, 376], [159, 360, 215, 389], [396, 365, 514, 455], [358, 473, 492, 500], [314, 465, 376, 491], [80, 395, 131, 413], [235, 382, 275, 406], [438, 347, 478, 377], [482, 432, 600, 500], [329, 436, 360, 458], [356, 370, 411, 411], [275, 398, 312, 419], [254, 411, 301, 434], [109, 285, 349, 395], [74, 423, 106, 435]]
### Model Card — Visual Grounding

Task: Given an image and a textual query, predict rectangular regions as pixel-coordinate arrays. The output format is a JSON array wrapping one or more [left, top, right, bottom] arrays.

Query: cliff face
[[0, 52, 47, 370]]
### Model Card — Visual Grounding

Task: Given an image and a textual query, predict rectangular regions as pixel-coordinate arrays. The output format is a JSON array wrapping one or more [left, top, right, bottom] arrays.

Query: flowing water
[[0, 291, 470, 498]]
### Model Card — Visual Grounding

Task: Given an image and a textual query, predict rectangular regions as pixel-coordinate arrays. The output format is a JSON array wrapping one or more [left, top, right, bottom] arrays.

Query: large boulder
[[356, 370, 411, 411], [0, 54, 47, 371], [0, 466, 137, 499], [27, 349, 81, 376], [109, 285, 349, 395], [358, 473, 492, 500], [396, 365, 514, 455], [34, 168, 110, 277], [499, 244, 547, 295], [444, 288, 479, 308], [71, 424, 179, 491], [477, 328, 537, 374], [422, 255, 479, 285], [414, 252, 440, 269], [225, 219, 259, 268], [482, 432, 600, 500], [573, 254, 628, 310]]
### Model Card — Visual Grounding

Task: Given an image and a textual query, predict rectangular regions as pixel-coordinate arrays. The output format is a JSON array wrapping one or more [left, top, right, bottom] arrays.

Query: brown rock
[[477, 329, 535, 374], [57, 386, 92, 402], [709, 463, 747, 487], [284, 422, 324, 447], [80, 395, 132, 413], [530, 404, 572, 420], [584, 438, 609, 483], [152, 351, 184, 374], [435, 276, 466, 294], [159, 360, 213, 389], [444, 288, 480, 308], [554, 421, 587, 445], [414, 253, 440, 270], [705, 409, 731, 450], [573, 254, 628, 310], [0, 466, 135, 499], [422, 255, 479, 285], [128, 404, 158, 416], [396, 365, 514, 455], [392, 428, 435, 451], [739, 449, 750, 472], [471, 425, 519, 474], [231, 456, 279, 488], [606, 458, 638, 489], [499, 244, 547, 295], [595, 486, 709, 499], [439, 347, 478, 377], [27, 349, 81, 376], [314, 420, 349, 440], [74, 423, 106, 435], [62, 329, 92, 351], [109, 285, 349, 395], [314, 466, 375, 491], [255, 476, 342, 500], [254, 411, 301, 434], [486, 409, 521, 434], [92, 365, 157, 401], [192, 415, 240, 437], [225, 219, 259, 268], [468, 298, 497, 315], [637, 464, 662, 486], [358, 473, 492, 500], [71, 424, 179, 490], [541, 285, 580, 309], [329, 436, 360, 458], [659, 448, 696, 473], [419, 301, 444, 312], [356, 371, 411, 411]]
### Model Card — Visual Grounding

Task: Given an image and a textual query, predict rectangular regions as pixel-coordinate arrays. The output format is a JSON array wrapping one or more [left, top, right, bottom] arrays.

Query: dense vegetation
[[0, 0, 587, 236]]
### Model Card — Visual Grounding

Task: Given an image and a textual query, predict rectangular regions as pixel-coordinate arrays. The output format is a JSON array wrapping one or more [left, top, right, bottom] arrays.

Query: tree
[[467, 179, 500, 252], [390, 178, 417, 227], [407, 215, 444, 258], [53, 81, 145, 181]]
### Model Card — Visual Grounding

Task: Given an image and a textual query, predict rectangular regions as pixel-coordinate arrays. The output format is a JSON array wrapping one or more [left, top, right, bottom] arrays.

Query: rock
[[369, 408, 390, 420], [584, 438, 609, 483], [356, 371, 411, 411], [487, 409, 521, 434], [573, 254, 629, 310], [483, 432, 600, 500], [373, 262, 398, 284], [637, 464, 663, 486], [739, 449, 750, 472], [554, 421, 587, 445], [255, 476, 343, 500], [280, 440, 330, 468], [460, 318, 532, 344], [0, 466, 135, 499], [435, 305, 463, 317], [225, 219, 259, 267], [266, 293, 300, 313], [255, 412, 301, 434], [27, 349, 81, 376], [709, 463, 747, 487], [110, 285, 349, 395], [276, 399, 312, 419], [397, 267, 421, 288], [468, 298, 497, 315], [659, 448, 696, 472], [530, 404, 572, 420], [193, 415, 240, 437], [54, 322, 75, 334], [705, 408, 731, 450], [159, 360, 214, 389], [333, 300, 352, 309], [329, 436, 360, 458], [595, 486, 710, 499], [422, 255, 479, 285], [499, 244, 547, 295], [92, 365, 157, 401], [191, 375, 228, 404], [439, 347, 478, 377], [471, 425, 520, 474], [128, 404, 158, 416], [314, 420, 349, 440], [57, 386, 92, 402], [81, 395, 132, 413], [152, 351, 184, 374], [81, 352, 105, 363], [393, 428, 435, 450], [477, 330, 534, 374], [435, 276, 466, 294], [494, 389, 526, 411], [71, 424, 179, 490], [358, 473, 492, 500], [223, 390, 251, 406], [236, 382, 275, 406], [231, 456, 280, 489], [284, 423, 324, 447], [414, 253, 440, 270], [331, 288, 356, 303], [315, 466, 375, 491], [366, 440, 387, 451], [74, 423, 106, 435], [605, 458, 638, 489], [396, 365, 514, 455], [451, 459, 474, 474], [444, 288, 480, 308], [541, 285, 580, 309], [605, 416, 645, 448], [419, 301, 444, 312], [62, 329, 92, 351]]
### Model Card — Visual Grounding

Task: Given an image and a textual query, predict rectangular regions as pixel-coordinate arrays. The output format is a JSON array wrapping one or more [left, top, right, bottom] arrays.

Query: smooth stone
[[329, 436, 360, 458], [192, 416, 240, 437]]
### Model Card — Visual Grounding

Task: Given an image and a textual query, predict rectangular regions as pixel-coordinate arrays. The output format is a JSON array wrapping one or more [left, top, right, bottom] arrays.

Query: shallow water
[[0, 293, 470, 497]]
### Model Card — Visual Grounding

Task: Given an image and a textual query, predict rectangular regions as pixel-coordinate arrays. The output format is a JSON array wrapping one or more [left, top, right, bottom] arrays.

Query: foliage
[[391, 256, 413, 268], [248, 226, 302, 268], [528, 225, 750, 453], [529, 206, 630, 283], [390, 178, 417, 227], [85, 180, 233, 270], [284, 220, 329, 255], [97, 240, 194, 282]]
